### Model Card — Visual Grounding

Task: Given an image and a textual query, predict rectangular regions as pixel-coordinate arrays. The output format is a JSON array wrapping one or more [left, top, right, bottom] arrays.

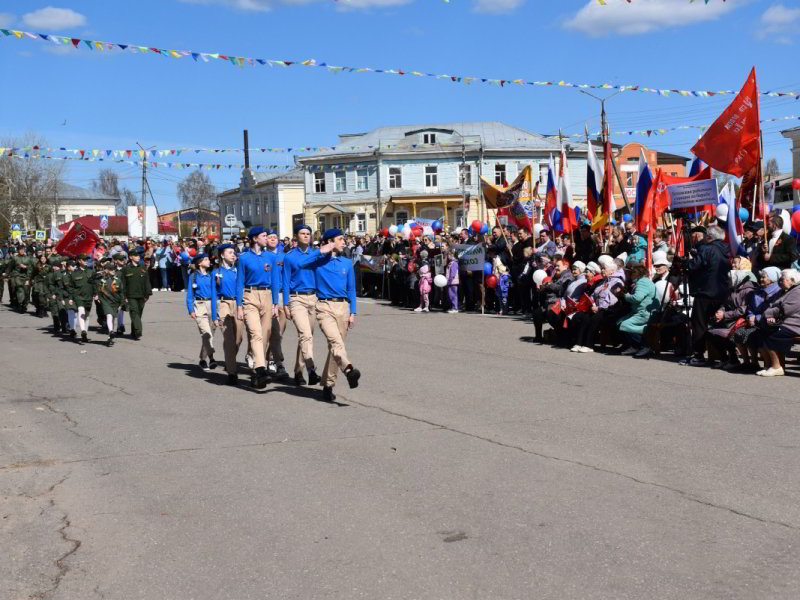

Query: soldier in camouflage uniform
[[65, 253, 95, 343], [32, 252, 51, 318], [45, 257, 65, 335], [122, 247, 152, 340], [11, 246, 35, 313], [95, 258, 126, 347], [113, 253, 129, 335]]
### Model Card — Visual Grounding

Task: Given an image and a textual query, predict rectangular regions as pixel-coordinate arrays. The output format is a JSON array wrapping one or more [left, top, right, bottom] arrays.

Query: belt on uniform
[[195, 297, 211, 301], [244, 286, 270, 291], [291, 291, 316, 296], [320, 297, 348, 302], [220, 296, 235, 300]]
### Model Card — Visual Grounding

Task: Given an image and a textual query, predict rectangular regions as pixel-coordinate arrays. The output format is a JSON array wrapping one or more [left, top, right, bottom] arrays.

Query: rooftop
[[56, 181, 118, 202]]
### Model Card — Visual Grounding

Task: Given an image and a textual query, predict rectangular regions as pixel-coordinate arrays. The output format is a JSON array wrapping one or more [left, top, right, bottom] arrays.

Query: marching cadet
[[265, 229, 289, 379], [63, 259, 79, 337], [235, 226, 281, 390], [66, 253, 95, 344], [11, 245, 34, 313], [211, 243, 243, 386], [313, 229, 361, 403], [113, 252, 129, 335], [45, 257, 64, 335], [122, 246, 152, 340], [32, 252, 50, 317], [186, 252, 217, 371], [282, 224, 322, 387], [95, 258, 126, 347]]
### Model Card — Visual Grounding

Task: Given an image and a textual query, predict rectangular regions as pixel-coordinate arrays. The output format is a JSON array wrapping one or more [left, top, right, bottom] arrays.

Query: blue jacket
[[186, 270, 214, 315], [235, 249, 280, 306], [283, 247, 322, 298], [312, 254, 357, 314], [497, 273, 511, 297], [268, 248, 285, 294], [211, 264, 238, 321]]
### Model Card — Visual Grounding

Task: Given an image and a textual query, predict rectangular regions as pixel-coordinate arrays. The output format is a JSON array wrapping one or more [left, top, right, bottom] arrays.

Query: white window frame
[[626, 172, 635, 187], [356, 168, 369, 191], [495, 163, 506, 186], [331, 214, 342, 230], [395, 210, 408, 225], [254, 200, 260, 216], [314, 172, 326, 193], [459, 163, 472, 186], [389, 166, 402, 189], [355, 212, 366, 232], [423, 133, 436, 144], [424, 166, 438, 190], [334, 171, 346, 193], [454, 209, 465, 229], [318, 215, 327, 232]]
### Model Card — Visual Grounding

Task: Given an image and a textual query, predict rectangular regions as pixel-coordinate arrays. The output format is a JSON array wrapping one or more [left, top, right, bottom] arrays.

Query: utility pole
[[136, 143, 155, 238]]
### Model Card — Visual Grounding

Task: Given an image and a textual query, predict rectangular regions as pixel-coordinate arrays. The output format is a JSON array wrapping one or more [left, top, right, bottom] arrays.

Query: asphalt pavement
[[2, 291, 799, 599]]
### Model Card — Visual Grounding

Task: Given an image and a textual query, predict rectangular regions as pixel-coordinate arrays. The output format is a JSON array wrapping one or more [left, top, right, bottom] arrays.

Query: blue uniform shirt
[[313, 254, 357, 314], [186, 270, 214, 315], [210, 263, 238, 321], [235, 248, 280, 306], [283, 247, 321, 300], [268, 247, 285, 294]]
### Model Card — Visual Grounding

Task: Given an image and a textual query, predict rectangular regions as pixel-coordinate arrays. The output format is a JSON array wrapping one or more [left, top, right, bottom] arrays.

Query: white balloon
[[533, 269, 548, 287], [433, 274, 448, 288], [388, 225, 398, 236], [533, 224, 544, 238], [715, 203, 729, 220], [781, 209, 791, 235], [423, 226, 434, 236]]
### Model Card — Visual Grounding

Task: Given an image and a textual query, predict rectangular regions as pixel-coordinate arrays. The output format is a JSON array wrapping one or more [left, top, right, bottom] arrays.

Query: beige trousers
[[289, 293, 317, 374], [193, 300, 216, 361], [242, 289, 273, 369], [267, 293, 287, 364], [316, 300, 351, 388], [218, 299, 243, 375]]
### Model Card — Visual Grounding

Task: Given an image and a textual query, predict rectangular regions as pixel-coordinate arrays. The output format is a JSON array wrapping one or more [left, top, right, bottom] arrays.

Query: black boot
[[307, 368, 321, 386], [294, 371, 307, 386], [81, 331, 88, 344], [52, 316, 61, 335], [106, 335, 114, 347], [251, 366, 269, 389], [227, 373, 239, 386], [344, 365, 361, 389], [322, 386, 336, 403], [633, 347, 653, 360]]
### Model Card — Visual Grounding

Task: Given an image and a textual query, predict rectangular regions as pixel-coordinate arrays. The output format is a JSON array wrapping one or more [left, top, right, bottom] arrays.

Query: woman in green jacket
[[617, 263, 659, 355]]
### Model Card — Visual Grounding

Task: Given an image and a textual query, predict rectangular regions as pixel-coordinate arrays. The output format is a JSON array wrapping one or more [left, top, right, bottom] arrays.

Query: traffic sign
[[224, 214, 237, 227], [11, 223, 20, 231]]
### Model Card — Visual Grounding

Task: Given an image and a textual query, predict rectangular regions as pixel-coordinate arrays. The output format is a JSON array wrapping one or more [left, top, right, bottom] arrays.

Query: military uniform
[[65, 255, 95, 342], [11, 250, 35, 312], [122, 249, 152, 339], [95, 259, 126, 346], [32, 257, 52, 317], [44, 259, 65, 334]]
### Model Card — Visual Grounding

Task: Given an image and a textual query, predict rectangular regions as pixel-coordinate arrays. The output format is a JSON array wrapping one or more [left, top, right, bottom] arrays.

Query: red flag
[[55, 223, 101, 257], [691, 67, 761, 177]]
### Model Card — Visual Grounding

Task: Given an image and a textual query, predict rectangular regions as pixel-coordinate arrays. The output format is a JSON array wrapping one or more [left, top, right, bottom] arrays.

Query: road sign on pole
[[224, 214, 237, 227]]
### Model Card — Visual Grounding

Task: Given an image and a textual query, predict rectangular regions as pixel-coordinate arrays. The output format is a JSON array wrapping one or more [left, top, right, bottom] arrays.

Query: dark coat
[[541, 270, 575, 307], [687, 240, 731, 299], [764, 232, 798, 270], [708, 278, 757, 338]]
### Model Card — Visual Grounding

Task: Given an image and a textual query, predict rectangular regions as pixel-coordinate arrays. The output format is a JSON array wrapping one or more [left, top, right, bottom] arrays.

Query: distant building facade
[[610, 142, 688, 210], [218, 168, 304, 238]]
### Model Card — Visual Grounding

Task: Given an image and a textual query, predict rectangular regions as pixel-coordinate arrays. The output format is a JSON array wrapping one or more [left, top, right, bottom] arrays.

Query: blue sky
[[1, 0, 798, 212]]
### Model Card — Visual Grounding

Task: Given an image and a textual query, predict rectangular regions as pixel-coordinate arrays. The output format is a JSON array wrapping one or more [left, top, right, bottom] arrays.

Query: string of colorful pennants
[[2, 28, 797, 99], [3, 153, 295, 170], [5, 115, 797, 157]]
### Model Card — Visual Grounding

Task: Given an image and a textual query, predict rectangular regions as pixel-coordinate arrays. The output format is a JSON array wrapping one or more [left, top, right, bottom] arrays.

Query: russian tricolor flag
[[720, 181, 743, 256], [635, 149, 654, 233], [544, 154, 559, 228], [586, 139, 602, 222], [559, 149, 577, 233]]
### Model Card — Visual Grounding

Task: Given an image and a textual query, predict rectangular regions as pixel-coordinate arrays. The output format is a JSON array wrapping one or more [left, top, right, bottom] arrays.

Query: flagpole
[[758, 132, 768, 248]]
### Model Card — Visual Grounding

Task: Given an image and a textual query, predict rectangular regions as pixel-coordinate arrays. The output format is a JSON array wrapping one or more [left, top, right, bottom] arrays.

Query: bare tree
[[178, 169, 216, 235], [0, 134, 65, 233], [764, 158, 779, 181], [91, 168, 137, 215]]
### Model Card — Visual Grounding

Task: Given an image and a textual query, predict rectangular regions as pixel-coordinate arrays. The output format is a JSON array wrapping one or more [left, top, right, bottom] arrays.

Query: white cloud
[[179, 0, 412, 11], [565, 0, 737, 36], [473, 0, 524, 15], [757, 4, 800, 41], [0, 12, 14, 28], [22, 7, 87, 31]]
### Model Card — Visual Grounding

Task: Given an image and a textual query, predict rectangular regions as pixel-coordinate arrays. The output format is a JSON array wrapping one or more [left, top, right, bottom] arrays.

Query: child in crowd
[[446, 251, 459, 314], [415, 261, 432, 312], [496, 263, 511, 315]]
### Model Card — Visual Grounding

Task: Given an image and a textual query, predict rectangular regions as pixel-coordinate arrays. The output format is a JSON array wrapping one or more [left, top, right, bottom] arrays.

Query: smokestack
[[243, 129, 250, 169]]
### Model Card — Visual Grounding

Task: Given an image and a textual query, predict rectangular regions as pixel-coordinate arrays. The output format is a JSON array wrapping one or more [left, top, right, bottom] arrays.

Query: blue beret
[[294, 224, 312, 234], [193, 252, 208, 264], [248, 226, 265, 239], [265, 228, 278, 236], [322, 228, 343, 242], [217, 243, 234, 253], [134, 246, 145, 255]]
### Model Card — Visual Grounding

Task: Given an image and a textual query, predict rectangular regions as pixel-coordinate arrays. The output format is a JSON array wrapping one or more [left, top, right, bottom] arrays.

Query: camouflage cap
[[77, 253, 90, 260]]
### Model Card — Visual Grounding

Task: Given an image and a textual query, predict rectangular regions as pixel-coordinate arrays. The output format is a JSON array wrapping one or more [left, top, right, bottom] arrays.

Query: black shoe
[[679, 356, 706, 367], [621, 347, 638, 356], [131, 333, 141, 341], [307, 369, 321, 386], [227, 373, 239, 386], [99, 326, 109, 335], [251, 366, 269, 389], [633, 347, 653, 359], [199, 360, 210, 372], [69, 330, 77, 339], [322, 386, 336, 403], [81, 332, 88, 343], [294, 372, 307, 386], [274, 363, 288, 378], [718, 360, 740, 371], [117, 327, 125, 335], [344, 365, 361, 389], [208, 358, 218, 370], [106, 336, 114, 347]]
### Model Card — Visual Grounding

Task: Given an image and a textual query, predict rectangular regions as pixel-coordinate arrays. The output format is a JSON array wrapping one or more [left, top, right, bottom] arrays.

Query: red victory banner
[[691, 67, 761, 177], [55, 222, 101, 257]]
